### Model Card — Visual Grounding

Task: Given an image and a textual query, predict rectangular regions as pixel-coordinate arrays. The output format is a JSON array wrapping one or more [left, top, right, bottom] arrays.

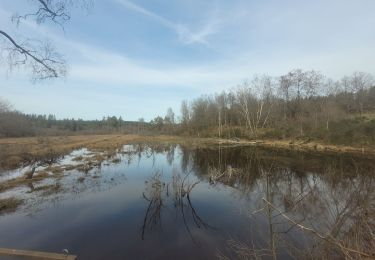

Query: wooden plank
[[0, 247, 77, 259]]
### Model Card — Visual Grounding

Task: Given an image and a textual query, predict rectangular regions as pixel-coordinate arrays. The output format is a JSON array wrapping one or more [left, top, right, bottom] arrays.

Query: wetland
[[0, 140, 374, 259]]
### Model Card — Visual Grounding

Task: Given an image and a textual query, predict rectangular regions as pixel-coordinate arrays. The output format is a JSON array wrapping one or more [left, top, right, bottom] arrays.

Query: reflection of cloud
[[115, 0, 220, 45]]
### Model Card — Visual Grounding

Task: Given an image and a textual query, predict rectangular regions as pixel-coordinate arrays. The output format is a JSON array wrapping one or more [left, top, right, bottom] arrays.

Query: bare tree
[[0, 98, 12, 113], [164, 107, 175, 124], [0, 0, 91, 81], [235, 75, 275, 137], [279, 73, 293, 120], [180, 100, 190, 127], [350, 72, 374, 115], [303, 70, 324, 98]]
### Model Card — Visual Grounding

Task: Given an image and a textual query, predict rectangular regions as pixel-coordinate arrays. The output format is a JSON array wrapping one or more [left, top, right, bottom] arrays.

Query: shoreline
[[0, 134, 374, 170], [234, 139, 375, 157]]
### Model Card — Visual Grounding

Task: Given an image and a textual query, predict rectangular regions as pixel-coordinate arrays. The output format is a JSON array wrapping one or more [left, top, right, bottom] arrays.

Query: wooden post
[[0, 247, 77, 259]]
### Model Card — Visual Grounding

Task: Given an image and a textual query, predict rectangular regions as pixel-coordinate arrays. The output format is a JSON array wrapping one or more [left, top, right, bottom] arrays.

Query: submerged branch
[[262, 198, 372, 258]]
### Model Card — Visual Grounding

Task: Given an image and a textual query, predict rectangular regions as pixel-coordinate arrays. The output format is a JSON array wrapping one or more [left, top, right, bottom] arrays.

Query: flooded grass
[[0, 171, 50, 193], [0, 197, 23, 214], [72, 155, 84, 161], [77, 176, 85, 182], [0, 142, 374, 259], [2, 134, 373, 172], [27, 183, 62, 194], [0, 135, 145, 170]]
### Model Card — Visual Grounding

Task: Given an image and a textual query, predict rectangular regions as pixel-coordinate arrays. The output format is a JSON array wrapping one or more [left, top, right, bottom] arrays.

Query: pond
[[0, 143, 374, 259]]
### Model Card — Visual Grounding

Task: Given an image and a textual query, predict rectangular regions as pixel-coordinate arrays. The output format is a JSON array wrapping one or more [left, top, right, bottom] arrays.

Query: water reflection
[[0, 143, 374, 259], [176, 145, 375, 259], [141, 169, 213, 244]]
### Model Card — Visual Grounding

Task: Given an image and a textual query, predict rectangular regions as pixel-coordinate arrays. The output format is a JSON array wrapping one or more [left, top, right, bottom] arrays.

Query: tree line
[[1, 69, 375, 145], [0, 100, 133, 137], [0, 98, 178, 137], [178, 70, 375, 145]]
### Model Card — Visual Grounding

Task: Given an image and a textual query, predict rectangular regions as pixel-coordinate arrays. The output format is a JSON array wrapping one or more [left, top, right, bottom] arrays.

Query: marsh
[[0, 143, 374, 259]]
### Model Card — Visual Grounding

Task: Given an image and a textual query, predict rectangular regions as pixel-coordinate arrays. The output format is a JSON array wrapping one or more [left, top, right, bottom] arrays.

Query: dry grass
[[77, 176, 85, 182], [44, 165, 64, 174], [26, 183, 62, 195], [0, 197, 23, 214], [0, 135, 177, 169], [245, 139, 375, 157], [0, 134, 230, 170], [0, 134, 374, 171], [0, 171, 51, 193]]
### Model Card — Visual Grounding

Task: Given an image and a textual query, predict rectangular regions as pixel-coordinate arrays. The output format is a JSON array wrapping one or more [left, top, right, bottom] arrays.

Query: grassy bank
[[0, 134, 229, 170], [248, 139, 374, 156], [0, 134, 374, 215], [1, 134, 374, 171]]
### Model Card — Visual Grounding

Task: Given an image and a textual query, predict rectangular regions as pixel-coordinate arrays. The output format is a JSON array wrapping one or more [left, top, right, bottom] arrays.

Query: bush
[[328, 118, 375, 146], [262, 128, 285, 139]]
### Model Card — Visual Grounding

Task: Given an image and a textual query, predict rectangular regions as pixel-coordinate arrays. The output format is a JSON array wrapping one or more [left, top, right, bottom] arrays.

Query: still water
[[0, 143, 374, 259]]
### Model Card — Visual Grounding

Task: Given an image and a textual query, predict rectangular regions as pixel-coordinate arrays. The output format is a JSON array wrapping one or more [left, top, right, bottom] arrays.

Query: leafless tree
[[303, 70, 324, 98], [180, 100, 190, 127], [235, 75, 275, 137], [164, 107, 175, 124], [0, 98, 12, 112], [350, 72, 374, 115], [0, 0, 91, 81], [279, 73, 293, 121]]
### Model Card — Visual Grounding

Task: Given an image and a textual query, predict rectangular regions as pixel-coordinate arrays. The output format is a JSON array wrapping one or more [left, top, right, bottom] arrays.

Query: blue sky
[[1, 0, 375, 121]]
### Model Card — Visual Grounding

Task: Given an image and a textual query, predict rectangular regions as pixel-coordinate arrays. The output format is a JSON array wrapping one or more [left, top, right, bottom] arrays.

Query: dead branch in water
[[209, 165, 242, 184], [262, 198, 373, 258]]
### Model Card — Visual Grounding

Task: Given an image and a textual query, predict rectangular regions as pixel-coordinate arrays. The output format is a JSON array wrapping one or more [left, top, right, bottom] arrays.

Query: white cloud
[[114, 0, 220, 45], [1, 0, 375, 120]]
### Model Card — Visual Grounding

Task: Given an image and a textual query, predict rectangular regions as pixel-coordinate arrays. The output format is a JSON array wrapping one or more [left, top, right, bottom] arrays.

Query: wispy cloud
[[114, 0, 220, 45], [2, 0, 375, 120], [4, 16, 375, 91]]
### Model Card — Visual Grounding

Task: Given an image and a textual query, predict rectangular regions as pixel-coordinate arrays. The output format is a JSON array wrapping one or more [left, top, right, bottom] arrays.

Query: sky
[[1, 0, 375, 121]]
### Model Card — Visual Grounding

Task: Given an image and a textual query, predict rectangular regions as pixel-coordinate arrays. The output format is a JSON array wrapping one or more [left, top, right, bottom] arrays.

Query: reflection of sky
[[0, 145, 372, 259], [0, 145, 258, 259]]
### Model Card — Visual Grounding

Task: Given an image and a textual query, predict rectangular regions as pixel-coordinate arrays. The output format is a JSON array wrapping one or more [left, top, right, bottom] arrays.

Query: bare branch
[[262, 198, 372, 258], [0, 30, 66, 81], [0, 0, 92, 81], [11, 0, 92, 27], [0, 98, 12, 113]]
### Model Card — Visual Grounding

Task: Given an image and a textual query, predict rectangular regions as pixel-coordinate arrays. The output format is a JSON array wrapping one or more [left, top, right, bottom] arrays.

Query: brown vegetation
[[0, 134, 175, 170], [1, 134, 374, 172], [178, 70, 375, 147], [0, 197, 23, 214]]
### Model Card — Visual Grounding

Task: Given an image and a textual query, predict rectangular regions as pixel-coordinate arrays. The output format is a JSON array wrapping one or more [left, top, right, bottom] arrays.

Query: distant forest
[[1, 69, 375, 146], [0, 102, 175, 137]]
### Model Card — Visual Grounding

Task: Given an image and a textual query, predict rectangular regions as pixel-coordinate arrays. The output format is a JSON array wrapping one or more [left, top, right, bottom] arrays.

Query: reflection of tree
[[12, 143, 179, 216], [212, 149, 375, 259], [141, 172, 164, 239], [128, 143, 177, 166], [141, 170, 213, 243], [5, 143, 375, 258], [166, 145, 176, 166]]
